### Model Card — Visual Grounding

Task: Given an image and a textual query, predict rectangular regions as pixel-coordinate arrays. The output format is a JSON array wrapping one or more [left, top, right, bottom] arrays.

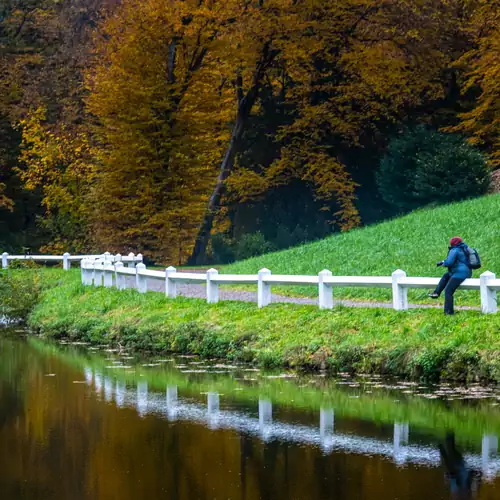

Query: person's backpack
[[463, 246, 482, 270]]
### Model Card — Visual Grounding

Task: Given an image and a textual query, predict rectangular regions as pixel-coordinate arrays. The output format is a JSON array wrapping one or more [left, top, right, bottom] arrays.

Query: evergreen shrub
[[377, 126, 490, 212]]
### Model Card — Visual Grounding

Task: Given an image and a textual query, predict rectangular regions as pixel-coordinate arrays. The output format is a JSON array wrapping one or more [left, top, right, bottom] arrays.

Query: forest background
[[0, 0, 498, 265]]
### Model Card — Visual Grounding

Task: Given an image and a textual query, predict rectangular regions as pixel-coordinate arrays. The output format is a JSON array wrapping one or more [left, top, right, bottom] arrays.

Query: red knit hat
[[450, 236, 463, 247]]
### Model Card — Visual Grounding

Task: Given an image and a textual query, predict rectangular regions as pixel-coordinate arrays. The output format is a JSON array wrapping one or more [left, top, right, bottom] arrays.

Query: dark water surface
[[1, 330, 500, 500]]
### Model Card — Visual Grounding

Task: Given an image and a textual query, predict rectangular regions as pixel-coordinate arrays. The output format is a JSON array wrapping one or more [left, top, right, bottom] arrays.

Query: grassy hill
[[225, 194, 500, 302]]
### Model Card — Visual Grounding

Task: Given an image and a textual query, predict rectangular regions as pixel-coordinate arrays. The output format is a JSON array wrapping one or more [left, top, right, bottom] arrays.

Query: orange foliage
[[447, 0, 500, 166]]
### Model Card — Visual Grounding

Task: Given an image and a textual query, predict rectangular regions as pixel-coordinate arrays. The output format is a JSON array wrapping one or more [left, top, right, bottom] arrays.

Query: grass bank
[[3, 268, 500, 383], [225, 194, 500, 304]]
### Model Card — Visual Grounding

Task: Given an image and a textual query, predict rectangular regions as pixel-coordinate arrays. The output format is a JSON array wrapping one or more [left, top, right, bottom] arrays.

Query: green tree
[[377, 127, 490, 212]]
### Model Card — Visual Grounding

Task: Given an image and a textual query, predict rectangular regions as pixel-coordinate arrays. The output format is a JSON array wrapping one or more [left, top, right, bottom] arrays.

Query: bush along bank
[[3, 269, 500, 383]]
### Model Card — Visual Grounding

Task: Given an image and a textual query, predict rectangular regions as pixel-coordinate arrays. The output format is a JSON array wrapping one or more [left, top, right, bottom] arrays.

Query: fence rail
[[79, 258, 498, 314], [1, 251, 143, 270]]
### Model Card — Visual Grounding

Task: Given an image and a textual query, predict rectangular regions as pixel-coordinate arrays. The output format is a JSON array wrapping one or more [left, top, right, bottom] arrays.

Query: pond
[[1, 328, 499, 500]]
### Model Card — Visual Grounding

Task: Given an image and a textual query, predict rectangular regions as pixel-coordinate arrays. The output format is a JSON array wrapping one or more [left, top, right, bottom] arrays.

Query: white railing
[[80, 259, 499, 314], [1, 251, 143, 271]]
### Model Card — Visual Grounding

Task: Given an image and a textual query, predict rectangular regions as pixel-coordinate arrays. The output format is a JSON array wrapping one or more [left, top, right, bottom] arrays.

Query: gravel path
[[136, 277, 479, 311]]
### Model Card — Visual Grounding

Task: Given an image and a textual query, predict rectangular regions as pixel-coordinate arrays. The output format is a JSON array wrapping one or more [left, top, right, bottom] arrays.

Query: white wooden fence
[[80, 258, 499, 314], [1, 251, 143, 270]]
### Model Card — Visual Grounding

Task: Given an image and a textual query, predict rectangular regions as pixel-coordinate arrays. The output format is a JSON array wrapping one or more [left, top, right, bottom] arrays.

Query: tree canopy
[[0, 0, 498, 262]]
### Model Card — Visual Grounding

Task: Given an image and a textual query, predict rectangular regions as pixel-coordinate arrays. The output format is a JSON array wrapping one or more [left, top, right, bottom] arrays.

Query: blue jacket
[[443, 243, 472, 280]]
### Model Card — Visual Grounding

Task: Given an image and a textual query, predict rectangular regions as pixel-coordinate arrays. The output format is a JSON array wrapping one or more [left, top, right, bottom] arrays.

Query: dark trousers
[[433, 272, 465, 315]]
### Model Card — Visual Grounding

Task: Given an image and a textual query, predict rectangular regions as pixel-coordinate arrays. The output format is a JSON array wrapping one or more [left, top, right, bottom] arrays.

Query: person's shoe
[[428, 293, 439, 299]]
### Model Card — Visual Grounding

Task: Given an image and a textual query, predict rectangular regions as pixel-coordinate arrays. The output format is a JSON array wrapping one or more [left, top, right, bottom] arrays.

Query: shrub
[[8, 260, 40, 270], [0, 270, 41, 320], [377, 126, 490, 212], [274, 224, 308, 250], [210, 233, 236, 264], [235, 231, 275, 261]]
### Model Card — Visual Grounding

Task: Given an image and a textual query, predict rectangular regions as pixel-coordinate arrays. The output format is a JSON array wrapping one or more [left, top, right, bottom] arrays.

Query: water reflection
[[258, 399, 272, 440], [79, 367, 500, 475], [137, 380, 148, 416], [104, 376, 113, 402], [116, 379, 126, 407], [319, 408, 334, 452], [440, 433, 482, 499], [2, 335, 500, 500], [394, 423, 410, 464], [208, 392, 220, 429], [84, 367, 92, 385], [94, 371, 103, 393], [166, 385, 178, 420]]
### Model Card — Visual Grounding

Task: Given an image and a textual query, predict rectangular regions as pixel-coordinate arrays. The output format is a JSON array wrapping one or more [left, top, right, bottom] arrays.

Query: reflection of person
[[428, 237, 472, 315], [439, 433, 481, 499]]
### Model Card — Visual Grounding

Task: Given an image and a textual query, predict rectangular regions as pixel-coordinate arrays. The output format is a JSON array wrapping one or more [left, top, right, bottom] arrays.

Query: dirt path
[[138, 278, 479, 311]]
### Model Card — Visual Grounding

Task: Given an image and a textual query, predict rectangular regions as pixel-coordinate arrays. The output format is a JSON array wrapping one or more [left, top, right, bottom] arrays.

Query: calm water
[[1, 329, 500, 500]]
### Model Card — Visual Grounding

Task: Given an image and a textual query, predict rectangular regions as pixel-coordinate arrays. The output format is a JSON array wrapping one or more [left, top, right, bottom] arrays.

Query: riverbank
[[2, 268, 500, 382]]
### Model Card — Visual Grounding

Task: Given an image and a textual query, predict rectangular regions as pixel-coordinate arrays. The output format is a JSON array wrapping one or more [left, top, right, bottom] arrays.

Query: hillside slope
[[225, 194, 500, 301]]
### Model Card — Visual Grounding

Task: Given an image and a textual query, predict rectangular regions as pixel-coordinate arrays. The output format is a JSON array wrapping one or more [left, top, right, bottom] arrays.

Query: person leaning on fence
[[428, 237, 472, 315]]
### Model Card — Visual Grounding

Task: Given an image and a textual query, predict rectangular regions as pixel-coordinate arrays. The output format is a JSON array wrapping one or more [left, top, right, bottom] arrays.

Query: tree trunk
[[188, 43, 276, 265], [187, 100, 252, 264]]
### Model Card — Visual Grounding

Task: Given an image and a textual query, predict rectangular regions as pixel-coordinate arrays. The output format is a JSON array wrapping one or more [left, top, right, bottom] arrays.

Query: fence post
[[392, 269, 408, 311], [94, 260, 104, 287], [136, 253, 143, 264], [318, 270, 333, 310], [127, 252, 135, 268], [166, 266, 177, 298], [63, 252, 71, 271], [82, 259, 92, 285], [85, 259, 94, 285], [207, 268, 219, 304], [480, 271, 497, 314], [87, 259, 94, 285], [258, 268, 272, 308], [80, 259, 86, 284], [114, 253, 122, 263], [103, 263, 114, 288], [136, 263, 147, 293], [114, 262, 124, 290], [1, 252, 8, 269]]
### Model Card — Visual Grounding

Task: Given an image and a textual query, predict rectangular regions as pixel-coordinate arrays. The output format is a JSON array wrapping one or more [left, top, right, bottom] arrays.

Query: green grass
[[8, 268, 500, 383], [225, 194, 500, 303]]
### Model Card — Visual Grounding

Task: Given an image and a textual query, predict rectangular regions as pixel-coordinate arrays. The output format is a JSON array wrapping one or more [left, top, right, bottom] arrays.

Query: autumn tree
[[447, 0, 500, 166], [0, 1, 59, 248], [189, 0, 464, 263], [3, 0, 492, 260], [85, 0, 237, 262], [0, 0, 112, 251], [84, 0, 479, 264]]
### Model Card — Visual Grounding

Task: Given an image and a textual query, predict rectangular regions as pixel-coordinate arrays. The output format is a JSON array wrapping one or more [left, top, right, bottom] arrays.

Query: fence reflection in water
[[82, 367, 500, 479]]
